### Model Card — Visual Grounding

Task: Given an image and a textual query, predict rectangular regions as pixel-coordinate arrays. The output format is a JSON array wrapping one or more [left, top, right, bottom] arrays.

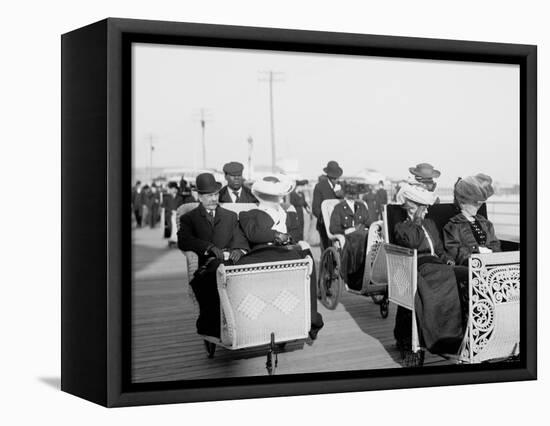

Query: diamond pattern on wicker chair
[[271, 290, 300, 315], [236, 294, 267, 320]]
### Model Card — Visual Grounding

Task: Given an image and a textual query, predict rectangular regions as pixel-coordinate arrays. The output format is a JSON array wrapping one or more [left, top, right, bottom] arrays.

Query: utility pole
[[247, 136, 254, 180], [259, 71, 284, 173], [193, 108, 212, 170]]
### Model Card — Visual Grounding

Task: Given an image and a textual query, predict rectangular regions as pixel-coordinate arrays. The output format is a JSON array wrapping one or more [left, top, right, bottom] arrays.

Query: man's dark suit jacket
[[329, 200, 372, 235], [312, 177, 338, 224], [218, 185, 258, 203], [178, 204, 249, 266]]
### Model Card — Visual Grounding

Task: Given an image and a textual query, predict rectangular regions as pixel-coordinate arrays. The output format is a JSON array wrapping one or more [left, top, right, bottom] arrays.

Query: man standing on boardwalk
[[312, 161, 344, 250], [177, 173, 249, 338], [218, 161, 258, 203], [375, 180, 388, 220]]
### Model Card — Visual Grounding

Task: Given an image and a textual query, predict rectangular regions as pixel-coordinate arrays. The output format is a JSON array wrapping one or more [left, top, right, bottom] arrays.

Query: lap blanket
[[415, 260, 464, 354]]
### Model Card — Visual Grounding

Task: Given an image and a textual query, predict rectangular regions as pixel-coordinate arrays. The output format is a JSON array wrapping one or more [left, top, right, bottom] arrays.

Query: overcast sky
[[132, 43, 519, 187]]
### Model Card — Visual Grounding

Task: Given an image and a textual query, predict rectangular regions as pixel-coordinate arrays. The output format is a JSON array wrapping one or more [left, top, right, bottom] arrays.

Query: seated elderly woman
[[238, 175, 324, 340], [329, 182, 373, 290], [393, 183, 468, 355], [444, 173, 501, 266]]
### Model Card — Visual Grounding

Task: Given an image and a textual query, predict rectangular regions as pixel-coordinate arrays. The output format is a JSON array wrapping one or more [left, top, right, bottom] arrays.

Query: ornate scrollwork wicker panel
[[217, 259, 312, 349], [462, 253, 520, 363]]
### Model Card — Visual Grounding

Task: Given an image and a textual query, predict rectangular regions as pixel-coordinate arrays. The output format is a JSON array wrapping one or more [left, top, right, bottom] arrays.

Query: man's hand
[[209, 245, 224, 260], [229, 249, 244, 264], [355, 223, 365, 233]]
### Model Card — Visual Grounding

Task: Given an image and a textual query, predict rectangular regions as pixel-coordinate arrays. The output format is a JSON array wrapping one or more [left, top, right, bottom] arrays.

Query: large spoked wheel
[[318, 247, 343, 310], [204, 340, 216, 358]]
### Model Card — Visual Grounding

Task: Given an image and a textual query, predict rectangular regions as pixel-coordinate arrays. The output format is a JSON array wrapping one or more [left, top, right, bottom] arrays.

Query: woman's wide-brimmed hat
[[195, 173, 222, 194], [323, 161, 343, 179], [396, 182, 437, 206], [252, 175, 295, 199], [454, 173, 494, 204], [409, 163, 441, 179]]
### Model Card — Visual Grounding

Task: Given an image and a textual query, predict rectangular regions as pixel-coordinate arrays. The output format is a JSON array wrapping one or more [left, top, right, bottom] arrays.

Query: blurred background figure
[[290, 179, 310, 242], [131, 180, 144, 227], [147, 183, 161, 228], [218, 161, 258, 203], [374, 180, 388, 220], [362, 184, 379, 224], [162, 182, 185, 238], [178, 177, 196, 204]]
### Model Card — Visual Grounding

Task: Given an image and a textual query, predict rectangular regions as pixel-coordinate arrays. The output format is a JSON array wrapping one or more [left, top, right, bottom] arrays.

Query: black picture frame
[[61, 17, 537, 407]]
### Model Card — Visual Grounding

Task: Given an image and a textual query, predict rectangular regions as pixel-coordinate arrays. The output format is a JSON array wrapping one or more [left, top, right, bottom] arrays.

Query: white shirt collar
[[345, 199, 355, 211], [229, 187, 242, 202]]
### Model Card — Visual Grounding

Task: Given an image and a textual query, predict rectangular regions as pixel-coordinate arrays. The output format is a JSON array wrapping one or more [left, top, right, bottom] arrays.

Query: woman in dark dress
[[393, 183, 468, 355], [444, 174, 501, 266], [329, 182, 373, 290], [238, 175, 324, 340]]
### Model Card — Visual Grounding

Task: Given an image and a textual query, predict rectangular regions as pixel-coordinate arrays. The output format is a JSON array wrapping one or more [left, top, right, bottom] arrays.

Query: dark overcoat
[[218, 185, 258, 203], [178, 204, 249, 266], [177, 204, 250, 338], [443, 213, 501, 266], [329, 200, 371, 235], [312, 177, 338, 224]]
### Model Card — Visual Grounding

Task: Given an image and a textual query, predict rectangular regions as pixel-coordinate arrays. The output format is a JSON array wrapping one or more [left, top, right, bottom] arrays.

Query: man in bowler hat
[[312, 161, 344, 250], [178, 173, 250, 337], [218, 161, 258, 203]]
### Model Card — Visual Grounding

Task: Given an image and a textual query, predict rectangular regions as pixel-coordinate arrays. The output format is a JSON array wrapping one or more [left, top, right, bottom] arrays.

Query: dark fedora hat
[[195, 173, 222, 194], [323, 161, 343, 178], [409, 163, 441, 179]]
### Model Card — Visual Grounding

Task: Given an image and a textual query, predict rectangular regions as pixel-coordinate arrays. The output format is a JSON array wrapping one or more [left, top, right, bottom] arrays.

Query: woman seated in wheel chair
[[393, 182, 468, 356], [238, 175, 324, 340], [444, 173, 501, 266], [329, 182, 373, 290]]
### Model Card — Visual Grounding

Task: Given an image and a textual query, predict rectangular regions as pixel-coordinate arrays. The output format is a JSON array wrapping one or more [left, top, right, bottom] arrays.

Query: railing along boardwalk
[[132, 227, 449, 383]]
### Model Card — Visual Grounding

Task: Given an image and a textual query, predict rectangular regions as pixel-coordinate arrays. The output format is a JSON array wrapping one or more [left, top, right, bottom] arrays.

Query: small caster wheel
[[204, 340, 216, 358], [380, 300, 389, 318], [403, 350, 424, 368]]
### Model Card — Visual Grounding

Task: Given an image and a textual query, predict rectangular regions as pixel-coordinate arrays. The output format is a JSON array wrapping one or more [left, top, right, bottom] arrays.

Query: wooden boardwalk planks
[[131, 227, 449, 383]]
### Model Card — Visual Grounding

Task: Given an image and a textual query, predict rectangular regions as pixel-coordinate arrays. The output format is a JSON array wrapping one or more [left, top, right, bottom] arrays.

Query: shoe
[[308, 323, 324, 340]]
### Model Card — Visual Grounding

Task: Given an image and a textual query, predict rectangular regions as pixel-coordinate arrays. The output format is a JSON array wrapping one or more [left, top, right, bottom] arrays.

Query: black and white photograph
[[130, 41, 521, 382]]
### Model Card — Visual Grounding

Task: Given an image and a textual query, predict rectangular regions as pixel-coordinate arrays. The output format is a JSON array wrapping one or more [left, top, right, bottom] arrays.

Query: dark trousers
[[134, 207, 142, 227], [190, 259, 223, 337], [149, 204, 159, 228], [316, 219, 330, 251]]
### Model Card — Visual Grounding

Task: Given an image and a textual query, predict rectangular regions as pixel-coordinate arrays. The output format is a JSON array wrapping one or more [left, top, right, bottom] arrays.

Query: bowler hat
[[409, 163, 441, 179], [223, 161, 244, 175], [195, 173, 222, 194], [323, 161, 343, 178]]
